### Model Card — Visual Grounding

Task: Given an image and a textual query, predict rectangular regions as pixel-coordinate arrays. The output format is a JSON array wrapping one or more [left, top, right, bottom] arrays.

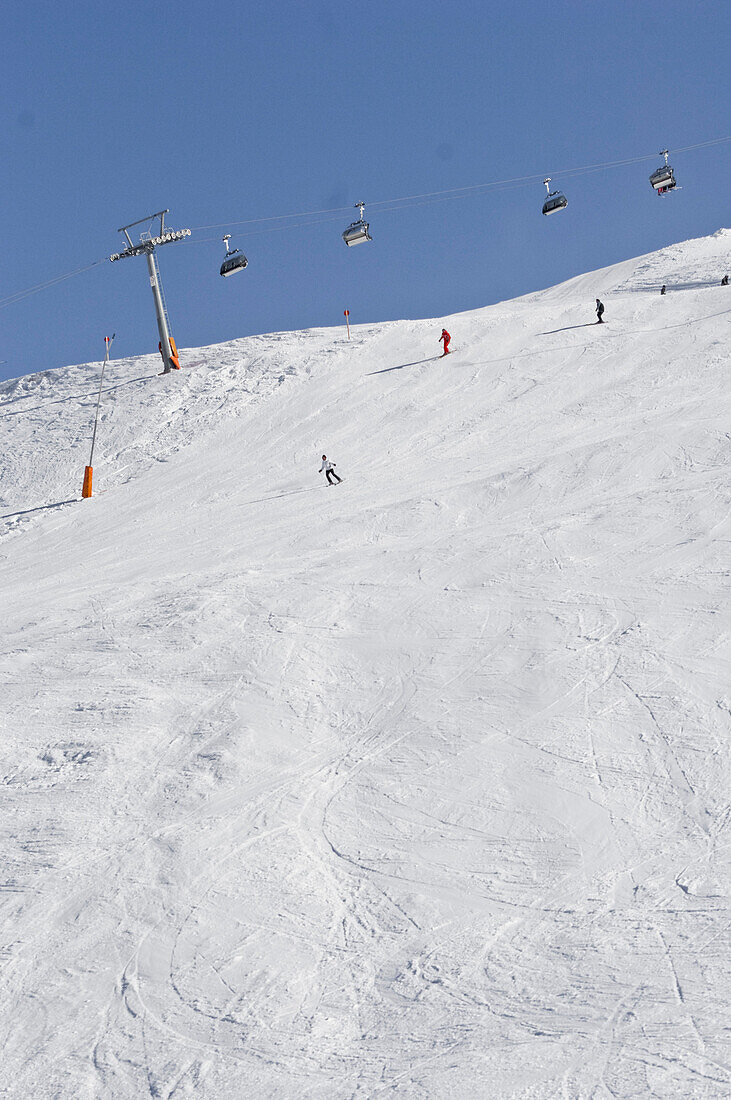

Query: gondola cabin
[[649, 150, 676, 194], [342, 201, 372, 246], [649, 166, 676, 193], [342, 220, 372, 246], [542, 178, 568, 216], [542, 192, 568, 215], [220, 235, 248, 277]]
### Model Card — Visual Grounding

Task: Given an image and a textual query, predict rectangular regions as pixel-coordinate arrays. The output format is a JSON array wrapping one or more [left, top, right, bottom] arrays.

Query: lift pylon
[[110, 210, 190, 374]]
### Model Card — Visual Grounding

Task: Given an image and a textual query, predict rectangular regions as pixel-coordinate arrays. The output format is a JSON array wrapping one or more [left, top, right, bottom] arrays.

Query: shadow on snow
[[2, 499, 77, 520], [368, 357, 437, 376]]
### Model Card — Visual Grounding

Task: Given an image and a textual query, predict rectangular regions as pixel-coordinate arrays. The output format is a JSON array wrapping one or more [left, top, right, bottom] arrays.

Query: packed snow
[[1, 230, 729, 1098]]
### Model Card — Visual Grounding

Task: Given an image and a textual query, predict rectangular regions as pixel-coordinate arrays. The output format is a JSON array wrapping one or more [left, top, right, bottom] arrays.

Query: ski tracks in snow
[[1, 241, 730, 1097]]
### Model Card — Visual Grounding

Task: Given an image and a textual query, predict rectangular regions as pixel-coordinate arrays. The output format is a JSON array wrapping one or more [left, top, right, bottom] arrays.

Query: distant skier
[[660, 285, 666, 295], [439, 329, 451, 356], [722, 275, 729, 286], [595, 299, 605, 324], [319, 455, 342, 486]]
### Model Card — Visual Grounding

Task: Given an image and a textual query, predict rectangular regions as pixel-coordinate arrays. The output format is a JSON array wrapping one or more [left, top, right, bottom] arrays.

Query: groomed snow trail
[[1, 231, 729, 1099]]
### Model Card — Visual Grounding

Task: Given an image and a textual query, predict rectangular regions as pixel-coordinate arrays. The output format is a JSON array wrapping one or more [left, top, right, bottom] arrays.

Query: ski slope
[[1, 230, 729, 1099]]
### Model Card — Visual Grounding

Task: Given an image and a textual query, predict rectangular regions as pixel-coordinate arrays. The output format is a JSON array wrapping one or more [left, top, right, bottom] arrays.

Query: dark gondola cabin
[[542, 178, 568, 216], [220, 235, 248, 276], [649, 151, 677, 194]]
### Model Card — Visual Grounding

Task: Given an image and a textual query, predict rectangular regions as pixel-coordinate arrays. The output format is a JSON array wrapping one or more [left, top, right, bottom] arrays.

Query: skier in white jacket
[[319, 455, 342, 485]]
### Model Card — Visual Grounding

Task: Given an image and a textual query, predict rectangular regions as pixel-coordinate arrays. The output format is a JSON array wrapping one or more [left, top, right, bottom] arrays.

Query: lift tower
[[110, 210, 191, 373]]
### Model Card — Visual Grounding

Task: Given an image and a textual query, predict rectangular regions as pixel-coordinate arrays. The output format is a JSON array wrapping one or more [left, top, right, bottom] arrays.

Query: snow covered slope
[[1, 230, 730, 1099]]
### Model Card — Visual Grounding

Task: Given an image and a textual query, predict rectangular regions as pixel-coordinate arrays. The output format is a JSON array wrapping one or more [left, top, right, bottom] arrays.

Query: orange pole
[[344, 309, 350, 340], [83, 334, 114, 498]]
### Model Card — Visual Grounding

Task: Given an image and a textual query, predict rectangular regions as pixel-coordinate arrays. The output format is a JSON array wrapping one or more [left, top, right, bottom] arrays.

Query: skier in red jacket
[[439, 329, 451, 356]]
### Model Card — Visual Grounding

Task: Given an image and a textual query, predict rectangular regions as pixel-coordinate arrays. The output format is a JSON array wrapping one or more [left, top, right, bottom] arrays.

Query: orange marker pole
[[83, 334, 115, 498], [344, 309, 350, 340]]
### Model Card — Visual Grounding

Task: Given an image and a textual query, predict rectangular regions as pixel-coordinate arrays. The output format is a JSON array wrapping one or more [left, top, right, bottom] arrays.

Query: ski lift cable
[[189, 135, 731, 233], [188, 141, 730, 246], [0, 259, 107, 311], [190, 167, 607, 242], [369, 136, 731, 207], [187, 212, 366, 245], [188, 170, 602, 245], [0, 135, 729, 311], [379, 135, 731, 204], [0, 259, 106, 308]]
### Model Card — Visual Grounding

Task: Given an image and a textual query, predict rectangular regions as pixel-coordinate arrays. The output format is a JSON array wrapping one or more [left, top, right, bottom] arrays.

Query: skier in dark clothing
[[660, 285, 666, 295], [319, 455, 342, 485], [722, 275, 729, 286], [439, 329, 451, 356], [595, 299, 605, 323]]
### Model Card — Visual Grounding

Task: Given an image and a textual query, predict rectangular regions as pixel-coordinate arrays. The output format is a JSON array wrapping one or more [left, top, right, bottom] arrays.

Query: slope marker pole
[[83, 333, 115, 499]]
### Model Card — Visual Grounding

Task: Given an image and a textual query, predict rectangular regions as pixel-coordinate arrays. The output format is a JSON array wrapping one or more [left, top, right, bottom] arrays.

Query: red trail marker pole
[[344, 309, 350, 340]]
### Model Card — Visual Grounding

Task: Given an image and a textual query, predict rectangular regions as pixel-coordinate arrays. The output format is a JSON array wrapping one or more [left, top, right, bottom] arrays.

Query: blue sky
[[1, 0, 729, 382]]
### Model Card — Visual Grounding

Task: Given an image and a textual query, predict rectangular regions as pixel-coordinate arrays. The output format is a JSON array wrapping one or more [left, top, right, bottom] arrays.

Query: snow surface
[[1, 230, 730, 1099]]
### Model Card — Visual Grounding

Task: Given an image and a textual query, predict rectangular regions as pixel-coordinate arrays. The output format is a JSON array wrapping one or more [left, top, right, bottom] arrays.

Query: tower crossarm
[[110, 228, 190, 262]]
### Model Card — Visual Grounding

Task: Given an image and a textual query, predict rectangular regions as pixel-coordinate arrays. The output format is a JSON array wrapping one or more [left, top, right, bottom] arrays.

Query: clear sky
[[1, 0, 729, 383]]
